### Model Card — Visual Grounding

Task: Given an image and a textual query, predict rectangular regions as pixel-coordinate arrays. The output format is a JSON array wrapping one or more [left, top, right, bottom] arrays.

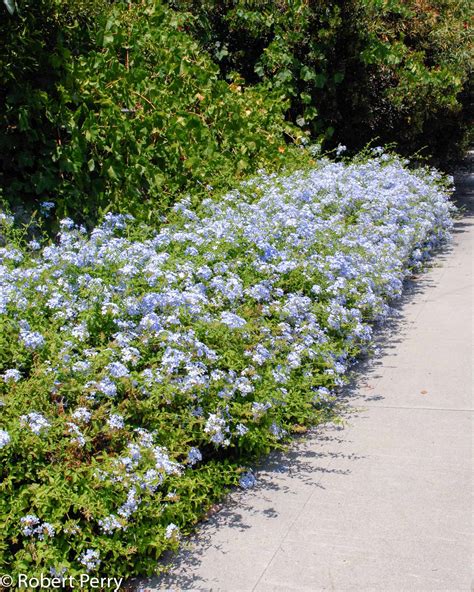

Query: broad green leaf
[[3, 0, 15, 15]]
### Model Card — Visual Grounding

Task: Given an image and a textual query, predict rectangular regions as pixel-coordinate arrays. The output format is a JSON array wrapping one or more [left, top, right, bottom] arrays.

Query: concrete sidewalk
[[141, 180, 473, 591]]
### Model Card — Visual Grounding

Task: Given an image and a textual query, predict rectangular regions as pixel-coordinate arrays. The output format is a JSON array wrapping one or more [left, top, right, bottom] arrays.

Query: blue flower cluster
[[20, 515, 55, 540], [0, 153, 453, 575]]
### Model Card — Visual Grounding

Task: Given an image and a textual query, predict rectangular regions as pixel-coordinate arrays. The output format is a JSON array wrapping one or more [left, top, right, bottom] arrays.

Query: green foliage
[[0, 0, 302, 225], [171, 0, 473, 161], [1, 0, 470, 227], [0, 0, 111, 222], [170, 0, 345, 143], [342, 0, 473, 159]]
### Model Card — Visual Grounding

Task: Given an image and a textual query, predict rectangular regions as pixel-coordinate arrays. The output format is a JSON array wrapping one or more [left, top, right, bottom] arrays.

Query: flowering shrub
[[0, 152, 453, 581]]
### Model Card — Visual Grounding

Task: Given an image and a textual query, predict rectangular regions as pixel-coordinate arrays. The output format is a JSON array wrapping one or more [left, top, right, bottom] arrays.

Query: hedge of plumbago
[[0, 152, 454, 581]]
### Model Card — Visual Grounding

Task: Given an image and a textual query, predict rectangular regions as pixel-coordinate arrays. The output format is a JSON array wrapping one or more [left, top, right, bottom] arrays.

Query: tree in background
[[0, 0, 299, 224], [0, 0, 472, 225], [171, 0, 473, 160]]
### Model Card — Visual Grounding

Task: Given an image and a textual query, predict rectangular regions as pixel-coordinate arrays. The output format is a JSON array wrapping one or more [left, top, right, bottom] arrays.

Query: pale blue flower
[[20, 412, 51, 435], [79, 549, 101, 572], [164, 523, 180, 540], [187, 447, 202, 466], [107, 361, 129, 378], [71, 407, 92, 424], [98, 514, 124, 534], [3, 369, 21, 383], [107, 414, 125, 430], [220, 311, 246, 329], [239, 471, 256, 489], [0, 429, 11, 448]]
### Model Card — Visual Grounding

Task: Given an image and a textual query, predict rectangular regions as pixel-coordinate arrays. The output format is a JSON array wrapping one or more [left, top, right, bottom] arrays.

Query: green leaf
[[106, 165, 119, 180], [3, 0, 15, 15], [314, 73, 327, 89], [103, 34, 114, 46], [304, 106, 318, 121], [300, 66, 316, 82]]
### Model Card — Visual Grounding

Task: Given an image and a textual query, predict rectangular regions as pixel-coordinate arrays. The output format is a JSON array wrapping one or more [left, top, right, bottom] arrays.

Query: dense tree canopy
[[0, 0, 472, 224]]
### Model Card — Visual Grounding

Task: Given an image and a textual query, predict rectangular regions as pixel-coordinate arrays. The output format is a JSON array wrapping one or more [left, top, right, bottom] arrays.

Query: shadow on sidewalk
[[131, 158, 474, 592]]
